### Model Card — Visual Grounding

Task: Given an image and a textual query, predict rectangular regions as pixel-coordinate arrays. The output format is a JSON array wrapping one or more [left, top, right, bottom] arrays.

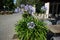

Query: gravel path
[[0, 13, 22, 40]]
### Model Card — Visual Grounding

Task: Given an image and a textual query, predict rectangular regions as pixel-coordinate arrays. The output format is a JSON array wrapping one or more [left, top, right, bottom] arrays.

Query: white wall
[[45, 2, 50, 18]]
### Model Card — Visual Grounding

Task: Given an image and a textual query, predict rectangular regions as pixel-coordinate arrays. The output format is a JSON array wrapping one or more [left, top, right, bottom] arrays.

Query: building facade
[[43, 0, 60, 20]]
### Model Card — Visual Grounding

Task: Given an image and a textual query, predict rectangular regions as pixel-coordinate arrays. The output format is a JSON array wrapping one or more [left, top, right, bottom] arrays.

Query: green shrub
[[22, 13, 31, 18], [36, 2, 44, 14], [15, 15, 48, 40]]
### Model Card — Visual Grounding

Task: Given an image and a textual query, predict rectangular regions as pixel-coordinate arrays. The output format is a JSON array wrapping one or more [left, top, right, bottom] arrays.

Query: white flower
[[27, 22, 35, 29]]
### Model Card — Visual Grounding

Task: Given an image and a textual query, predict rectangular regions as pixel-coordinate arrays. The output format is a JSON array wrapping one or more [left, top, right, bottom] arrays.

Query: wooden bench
[[48, 25, 60, 34], [47, 25, 60, 40]]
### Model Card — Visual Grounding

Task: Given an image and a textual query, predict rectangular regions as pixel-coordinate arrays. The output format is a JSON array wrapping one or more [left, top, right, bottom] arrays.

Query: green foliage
[[36, 0, 44, 14], [15, 14, 48, 40], [16, 0, 22, 6], [16, 0, 35, 6], [0, 0, 15, 11], [22, 12, 32, 18], [0, 0, 5, 11], [6, 0, 15, 11], [22, 13, 31, 18], [40, 9, 46, 14], [16, 0, 43, 6]]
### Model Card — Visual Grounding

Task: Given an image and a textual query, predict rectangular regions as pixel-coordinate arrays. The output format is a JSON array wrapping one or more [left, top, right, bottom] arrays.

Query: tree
[[0, 0, 15, 11], [16, 0, 35, 6], [5, 0, 15, 11], [0, 0, 4, 11], [35, 0, 44, 13], [16, 0, 22, 6]]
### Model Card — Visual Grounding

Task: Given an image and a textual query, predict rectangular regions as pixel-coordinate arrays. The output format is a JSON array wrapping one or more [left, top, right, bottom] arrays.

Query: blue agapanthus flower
[[41, 6, 47, 13], [41, 6, 47, 11], [27, 21, 35, 29]]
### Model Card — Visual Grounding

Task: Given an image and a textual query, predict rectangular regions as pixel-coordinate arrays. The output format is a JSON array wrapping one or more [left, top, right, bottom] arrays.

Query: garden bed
[[0, 11, 13, 15]]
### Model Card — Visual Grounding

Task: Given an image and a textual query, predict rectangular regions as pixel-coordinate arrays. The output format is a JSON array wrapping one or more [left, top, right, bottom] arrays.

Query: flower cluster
[[27, 21, 35, 29], [41, 6, 47, 13]]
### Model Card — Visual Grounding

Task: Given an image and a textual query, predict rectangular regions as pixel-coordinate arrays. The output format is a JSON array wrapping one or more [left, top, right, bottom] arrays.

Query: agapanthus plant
[[15, 13, 48, 40]]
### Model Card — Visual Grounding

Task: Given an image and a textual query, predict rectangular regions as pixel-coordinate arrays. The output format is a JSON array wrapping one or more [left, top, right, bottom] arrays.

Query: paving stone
[[0, 13, 22, 40]]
